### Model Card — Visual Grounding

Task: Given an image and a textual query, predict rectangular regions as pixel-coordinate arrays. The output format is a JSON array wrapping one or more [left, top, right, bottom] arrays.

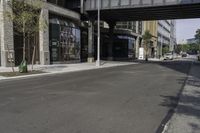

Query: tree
[[142, 30, 152, 61], [195, 29, 200, 51], [162, 46, 170, 55], [175, 44, 200, 55], [181, 44, 190, 52], [5, 0, 46, 72]]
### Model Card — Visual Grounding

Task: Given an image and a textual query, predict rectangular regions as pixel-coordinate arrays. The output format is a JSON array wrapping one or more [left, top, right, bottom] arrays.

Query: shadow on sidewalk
[[160, 95, 200, 118], [189, 123, 200, 132], [158, 63, 200, 133]]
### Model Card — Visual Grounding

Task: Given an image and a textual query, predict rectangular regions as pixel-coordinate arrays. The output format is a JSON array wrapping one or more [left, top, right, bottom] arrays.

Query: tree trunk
[[31, 45, 36, 71], [145, 54, 148, 61], [6, 45, 15, 72], [145, 44, 148, 61], [23, 21, 26, 61], [27, 33, 30, 63]]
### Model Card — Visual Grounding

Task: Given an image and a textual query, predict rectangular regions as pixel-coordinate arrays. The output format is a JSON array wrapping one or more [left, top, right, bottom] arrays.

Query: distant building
[[143, 21, 158, 58], [116, 21, 158, 58], [143, 20, 176, 58], [187, 38, 198, 44], [116, 21, 143, 35], [115, 21, 143, 59], [178, 39, 187, 45], [170, 20, 177, 51], [115, 20, 176, 58], [158, 20, 170, 56]]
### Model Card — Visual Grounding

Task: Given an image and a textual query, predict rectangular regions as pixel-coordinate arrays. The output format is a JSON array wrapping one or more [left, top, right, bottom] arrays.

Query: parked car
[[182, 52, 188, 58], [164, 53, 173, 60], [172, 53, 178, 59], [198, 54, 200, 61]]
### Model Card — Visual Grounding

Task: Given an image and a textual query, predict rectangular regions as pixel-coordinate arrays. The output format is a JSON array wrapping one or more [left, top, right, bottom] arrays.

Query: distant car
[[164, 53, 173, 60], [198, 54, 200, 61], [182, 52, 188, 58], [172, 53, 178, 59]]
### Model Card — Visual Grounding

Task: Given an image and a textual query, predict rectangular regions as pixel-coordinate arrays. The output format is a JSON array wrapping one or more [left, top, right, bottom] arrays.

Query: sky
[[176, 18, 200, 43]]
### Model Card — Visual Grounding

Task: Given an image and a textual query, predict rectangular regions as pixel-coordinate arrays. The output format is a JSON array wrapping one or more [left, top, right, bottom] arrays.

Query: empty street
[[0, 61, 191, 133]]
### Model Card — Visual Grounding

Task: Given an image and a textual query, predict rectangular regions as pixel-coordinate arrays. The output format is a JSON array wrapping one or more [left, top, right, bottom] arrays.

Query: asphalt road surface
[[0, 61, 191, 133]]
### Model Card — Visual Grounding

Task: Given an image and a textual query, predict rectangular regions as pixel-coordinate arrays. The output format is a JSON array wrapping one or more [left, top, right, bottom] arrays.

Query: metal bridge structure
[[80, 0, 200, 21]]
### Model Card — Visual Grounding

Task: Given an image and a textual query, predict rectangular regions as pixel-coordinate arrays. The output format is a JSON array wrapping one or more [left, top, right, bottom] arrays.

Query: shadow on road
[[132, 60, 200, 133], [157, 62, 200, 133], [133, 60, 200, 78]]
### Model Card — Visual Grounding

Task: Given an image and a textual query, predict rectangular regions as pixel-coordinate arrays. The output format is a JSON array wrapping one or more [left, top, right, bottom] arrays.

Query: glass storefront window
[[60, 26, 80, 61], [117, 35, 135, 58], [49, 15, 81, 63]]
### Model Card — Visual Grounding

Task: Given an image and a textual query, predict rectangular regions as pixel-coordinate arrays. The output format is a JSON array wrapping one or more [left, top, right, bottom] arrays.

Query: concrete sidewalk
[[164, 63, 200, 133], [148, 58, 164, 61], [0, 61, 137, 80]]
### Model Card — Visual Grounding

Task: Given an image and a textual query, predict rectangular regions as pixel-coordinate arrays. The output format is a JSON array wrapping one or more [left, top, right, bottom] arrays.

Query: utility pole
[[96, 0, 101, 66]]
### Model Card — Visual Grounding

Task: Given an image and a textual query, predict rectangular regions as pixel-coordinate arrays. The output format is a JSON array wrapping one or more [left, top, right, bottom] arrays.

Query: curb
[[0, 63, 137, 82]]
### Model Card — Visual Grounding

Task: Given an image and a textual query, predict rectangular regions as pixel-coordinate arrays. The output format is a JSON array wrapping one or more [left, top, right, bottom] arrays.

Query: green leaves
[[162, 46, 170, 54], [195, 29, 200, 44], [176, 44, 199, 53], [6, 0, 45, 36], [142, 30, 152, 42], [142, 30, 153, 51], [195, 29, 200, 51]]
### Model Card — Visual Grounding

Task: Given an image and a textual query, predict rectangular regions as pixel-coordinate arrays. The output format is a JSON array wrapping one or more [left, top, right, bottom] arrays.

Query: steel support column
[[87, 20, 95, 63], [107, 22, 116, 61]]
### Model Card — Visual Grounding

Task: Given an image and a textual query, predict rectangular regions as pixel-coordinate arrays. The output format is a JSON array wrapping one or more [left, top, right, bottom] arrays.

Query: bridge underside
[[85, 3, 200, 22]]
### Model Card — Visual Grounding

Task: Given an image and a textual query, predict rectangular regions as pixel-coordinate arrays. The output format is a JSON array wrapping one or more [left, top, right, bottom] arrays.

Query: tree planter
[[19, 60, 28, 73]]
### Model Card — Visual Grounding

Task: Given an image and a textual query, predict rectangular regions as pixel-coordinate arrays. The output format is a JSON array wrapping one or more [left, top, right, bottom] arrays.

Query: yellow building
[[143, 21, 158, 58]]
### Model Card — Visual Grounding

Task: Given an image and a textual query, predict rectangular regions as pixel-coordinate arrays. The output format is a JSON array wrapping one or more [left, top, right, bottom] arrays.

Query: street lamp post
[[96, 0, 101, 66]]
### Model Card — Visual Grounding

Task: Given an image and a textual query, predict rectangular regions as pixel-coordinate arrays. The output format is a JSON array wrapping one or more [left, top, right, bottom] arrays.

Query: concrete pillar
[[160, 43, 163, 57], [136, 21, 139, 34], [157, 42, 162, 59], [154, 40, 158, 58], [0, 0, 15, 67], [156, 44, 160, 59], [135, 36, 140, 59], [39, 7, 50, 65], [87, 20, 94, 63], [135, 21, 140, 59], [108, 22, 115, 60], [160, 36, 163, 57]]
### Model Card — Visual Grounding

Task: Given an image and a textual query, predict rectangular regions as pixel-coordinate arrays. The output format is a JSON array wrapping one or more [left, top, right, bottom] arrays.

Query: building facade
[[170, 20, 177, 51], [0, 0, 81, 67], [157, 20, 176, 57], [143, 21, 158, 58], [116, 20, 176, 59], [187, 38, 198, 44], [0, 0, 138, 67], [115, 21, 143, 58], [0, 0, 177, 67], [116, 21, 143, 35]]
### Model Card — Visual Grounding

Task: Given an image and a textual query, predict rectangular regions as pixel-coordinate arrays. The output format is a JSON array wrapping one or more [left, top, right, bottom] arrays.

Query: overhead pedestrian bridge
[[82, 0, 200, 21]]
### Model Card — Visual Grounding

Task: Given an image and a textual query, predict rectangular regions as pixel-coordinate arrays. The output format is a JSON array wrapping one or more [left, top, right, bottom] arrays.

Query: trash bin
[[19, 60, 28, 73]]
